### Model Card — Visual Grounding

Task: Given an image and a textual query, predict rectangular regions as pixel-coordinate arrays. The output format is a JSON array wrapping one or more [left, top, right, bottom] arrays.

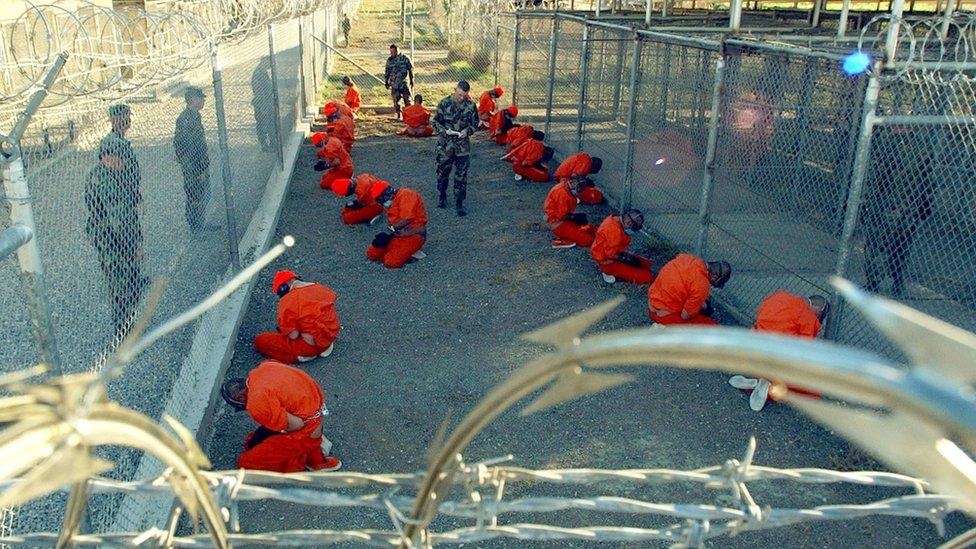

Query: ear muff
[[276, 283, 290, 297]]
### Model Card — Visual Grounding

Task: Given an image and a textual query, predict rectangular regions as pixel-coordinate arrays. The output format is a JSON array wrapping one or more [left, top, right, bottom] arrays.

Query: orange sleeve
[[554, 153, 590, 180], [544, 184, 575, 223], [488, 111, 502, 136], [277, 296, 300, 334], [345, 87, 361, 110], [591, 216, 627, 262], [796, 311, 822, 338], [246, 387, 288, 432], [522, 141, 544, 165], [682, 270, 710, 316], [478, 92, 494, 114]]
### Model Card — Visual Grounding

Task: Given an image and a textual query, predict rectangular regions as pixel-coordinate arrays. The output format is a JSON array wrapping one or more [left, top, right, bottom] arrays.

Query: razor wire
[[854, 10, 976, 80], [0, 0, 336, 119]]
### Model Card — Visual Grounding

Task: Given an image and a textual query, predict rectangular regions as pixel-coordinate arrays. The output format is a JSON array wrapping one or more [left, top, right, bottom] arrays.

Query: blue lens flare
[[842, 51, 871, 76]]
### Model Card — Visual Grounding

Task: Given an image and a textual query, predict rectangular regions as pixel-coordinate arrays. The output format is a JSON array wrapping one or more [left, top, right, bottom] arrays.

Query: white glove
[[444, 129, 460, 136]]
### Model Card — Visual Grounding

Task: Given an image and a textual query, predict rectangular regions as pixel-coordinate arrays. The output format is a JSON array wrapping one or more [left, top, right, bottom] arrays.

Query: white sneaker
[[750, 378, 770, 411], [368, 214, 382, 225], [411, 250, 427, 260], [514, 174, 523, 181], [319, 343, 335, 358], [729, 375, 758, 390], [601, 272, 616, 284]]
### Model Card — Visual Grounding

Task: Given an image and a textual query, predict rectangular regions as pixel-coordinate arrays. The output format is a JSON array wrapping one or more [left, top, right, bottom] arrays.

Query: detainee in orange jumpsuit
[[590, 209, 655, 285], [366, 181, 428, 268], [729, 292, 828, 410], [312, 134, 353, 190], [502, 138, 553, 182], [330, 175, 385, 225], [489, 106, 518, 145], [397, 94, 434, 137], [505, 125, 539, 153], [554, 152, 605, 205], [544, 177, 597, 249], [322, 103, 355, 151], [321, 100, 354, 120], [478, 86, 503, 128], [253, 270, 341, 363], [221, 361, 341, 473], [647, 254, 731, 326], [341, 76, 361, 116]]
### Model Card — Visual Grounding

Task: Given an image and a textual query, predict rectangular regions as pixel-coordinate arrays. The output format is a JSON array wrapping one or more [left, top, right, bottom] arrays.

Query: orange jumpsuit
[[253, 283, 341, 363], [488, 110, 514, 145], [750, 291, 823, 400], [344, 84, 361, 113], [477, 91, 496, 125], [316, 136, 354, 190], [554, 152, 605, 205], [342, 173, 385, 225], [237, 361, 331, 472], [647, 253, 718, 326], [503, 139, 550, 182], [326, 115, 356, 151], [505, 124, 535, 152], [400, 104, 434, 137], [367, 188, 427, 268], [321, 100, 354, 120], [590, 215, 654, 284], [544, 182, 596, 247]]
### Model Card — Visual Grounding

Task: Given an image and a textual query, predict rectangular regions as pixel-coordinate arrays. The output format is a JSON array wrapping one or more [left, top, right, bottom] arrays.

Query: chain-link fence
[[0, 3, 340, 536], [507, 10, 976, 361]]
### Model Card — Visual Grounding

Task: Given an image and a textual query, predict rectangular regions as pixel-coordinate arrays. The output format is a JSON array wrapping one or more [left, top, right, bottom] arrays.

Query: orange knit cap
[[272, 270, 298, 294]]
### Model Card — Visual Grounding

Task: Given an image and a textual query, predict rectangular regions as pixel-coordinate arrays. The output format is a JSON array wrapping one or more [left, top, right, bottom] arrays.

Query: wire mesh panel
[[629, 40, 718, 249], [274, 20, 303, 147], [579, 26, 635, 205], [219, 28, 281, 231], [835, 73, 976, 358], [546, 16, 585, 154], [497, 18, 516, 96], [701, 46, 865, 327], [514, 13, 554, 125]]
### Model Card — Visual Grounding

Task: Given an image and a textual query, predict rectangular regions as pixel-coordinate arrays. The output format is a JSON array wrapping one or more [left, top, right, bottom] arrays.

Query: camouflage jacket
[[85, 164, 142, 248], [432, 96, 479, 155], [99, 131, 142, 206], [384, 54, 413, 88], [173, 108, 209, 173]]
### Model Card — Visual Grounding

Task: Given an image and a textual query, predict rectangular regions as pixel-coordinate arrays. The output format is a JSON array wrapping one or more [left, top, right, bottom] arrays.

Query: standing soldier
[[100, 103, 141, 209], [85, 137, 148, 336], [173, 86, 211, 232], [432, 80, 479, 216], [384, 44, 414, 119], [341, 13, 351, 46]]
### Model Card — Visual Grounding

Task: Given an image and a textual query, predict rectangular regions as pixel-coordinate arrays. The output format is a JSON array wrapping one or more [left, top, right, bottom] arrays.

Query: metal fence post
[[310, 14, 320, 100], [267, 24, 285, 170], [494, 23, 501, 88], [659, 44, 672, 126], [1, 54, 66, 375], [211, 50, 242, 270], [621, 36, 642, 210], [543, 14, 560, 138], [695, 50, 727, 256], [612, 38, 626, 119], [575, 22, 591, 151], [298, 17, 309, 117], [513, 12, 521, 105], [826, 71, 881, 340]]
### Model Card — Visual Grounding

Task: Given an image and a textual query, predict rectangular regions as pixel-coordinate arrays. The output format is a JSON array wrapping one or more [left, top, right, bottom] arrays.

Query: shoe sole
[[551, 244, 576, 249]]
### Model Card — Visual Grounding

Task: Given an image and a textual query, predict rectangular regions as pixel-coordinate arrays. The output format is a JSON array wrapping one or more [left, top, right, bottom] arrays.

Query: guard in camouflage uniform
[[173, 86, 212, 232], [432, 80, 480, 217], [100, 103, 142, 211], [86, 136, 148, 336], [860, 126, 936, 297], [384, 44, 414, 119]]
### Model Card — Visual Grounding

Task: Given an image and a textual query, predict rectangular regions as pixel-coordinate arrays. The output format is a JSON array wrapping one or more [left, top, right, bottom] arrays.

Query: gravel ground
[[206, 115, 971, 547]]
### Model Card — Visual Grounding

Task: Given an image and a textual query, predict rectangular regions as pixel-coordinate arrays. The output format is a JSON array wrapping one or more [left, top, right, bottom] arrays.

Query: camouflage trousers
[[436, 148, 470, 202], [181, 165, 211, 231], [90, 232, 145, 333], [391, 83, 411, 114]]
